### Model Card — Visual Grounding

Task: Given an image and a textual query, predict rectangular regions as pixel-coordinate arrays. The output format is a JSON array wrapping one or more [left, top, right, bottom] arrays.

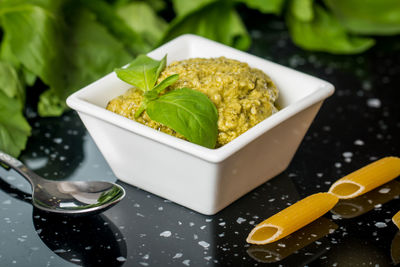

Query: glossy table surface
[[1, 13, 399, 267]]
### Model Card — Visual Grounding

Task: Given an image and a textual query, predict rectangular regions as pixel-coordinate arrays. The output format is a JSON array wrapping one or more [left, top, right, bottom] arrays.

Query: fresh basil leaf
[[152, 74, 179, 95], [115, 55, 165, 92], [155, 55, 167, 82], [116, 1, 168, 47], [0, 90, 31, 157], [161, 2, 251, 51], [146, 88, 218, 149], [324, 0, 400, 35], [236, 0, 285, 15], [286, 4, 375, 54], [289, 0, 314, 22]]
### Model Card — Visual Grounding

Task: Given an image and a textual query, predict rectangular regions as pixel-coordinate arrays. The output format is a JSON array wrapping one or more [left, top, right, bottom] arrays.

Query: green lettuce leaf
[[0, 90, 31, 157], [236, 0, 285, 15], [161, 1, 251, 50], [78, 0, 150, 53], [324, 0, 400, 35], [289, 0, 314, 21], [116, 2, 168, 47], [1, 1, 133, 116], [0, 61, 24, 103], [286, 4, 375, 54], [172, 0, 216, 17]]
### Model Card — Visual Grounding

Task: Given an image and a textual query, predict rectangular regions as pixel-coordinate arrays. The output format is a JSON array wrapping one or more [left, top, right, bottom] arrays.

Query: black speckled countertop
[[1, 12, 400, 267]]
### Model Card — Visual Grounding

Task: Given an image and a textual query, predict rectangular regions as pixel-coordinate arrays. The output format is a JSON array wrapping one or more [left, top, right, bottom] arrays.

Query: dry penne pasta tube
[[246, 193, 338, 245], [331, 180, 400, 219], [247, 217, 338, 263], [328, 157, 400, 199], [393, 210, 400, 229]]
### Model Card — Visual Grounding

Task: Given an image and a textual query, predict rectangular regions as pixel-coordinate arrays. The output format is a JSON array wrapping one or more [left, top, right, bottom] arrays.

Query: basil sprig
[[115, 55, 218, 149]]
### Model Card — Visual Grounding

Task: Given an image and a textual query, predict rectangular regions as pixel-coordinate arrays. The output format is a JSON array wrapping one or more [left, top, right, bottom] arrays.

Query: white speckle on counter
[[375, 222, 387, 228], [354, 139, 364, 146], [182, 259, 190, 266], [236, 217, 246, 224], [173, 253, 183, 259], [2, 199, 11, 205], [116, 256, 126, 262], [378, 188, 391, 194], [198, 241, 210, 248], [160, 231, 172, 237], [367, 98, 381, 108], [342, 152, 353, 158]]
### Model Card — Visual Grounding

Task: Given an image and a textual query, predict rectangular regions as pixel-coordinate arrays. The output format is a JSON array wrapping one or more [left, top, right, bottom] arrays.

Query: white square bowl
[[66, 34, 334, 215]]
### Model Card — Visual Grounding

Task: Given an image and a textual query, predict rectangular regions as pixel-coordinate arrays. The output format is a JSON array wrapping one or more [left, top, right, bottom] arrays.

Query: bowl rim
[[67, 34, 334, 163]]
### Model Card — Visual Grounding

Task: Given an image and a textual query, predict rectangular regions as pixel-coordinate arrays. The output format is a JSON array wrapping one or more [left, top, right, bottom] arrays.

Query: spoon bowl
[[0, 151, 125, 215]]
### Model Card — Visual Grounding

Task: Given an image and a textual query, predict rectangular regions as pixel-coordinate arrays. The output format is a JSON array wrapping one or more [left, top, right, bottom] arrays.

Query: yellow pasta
[[393, 210, 400, 229], [328, 157, 400, 199], [247, 217, 338, 263], [246, 193, 338, 245], [331, 180, 400, 219]]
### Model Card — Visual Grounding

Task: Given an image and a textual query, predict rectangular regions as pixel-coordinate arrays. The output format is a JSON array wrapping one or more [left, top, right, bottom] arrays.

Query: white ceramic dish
[[66, 34, 334, 215]]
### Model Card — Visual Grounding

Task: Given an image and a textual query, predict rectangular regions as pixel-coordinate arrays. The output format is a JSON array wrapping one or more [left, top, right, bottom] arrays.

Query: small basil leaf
[[146, 88, 218, 148], [115, 54, 164, 91], [155, 54, 167, 81], [152, 74, 179, 95]]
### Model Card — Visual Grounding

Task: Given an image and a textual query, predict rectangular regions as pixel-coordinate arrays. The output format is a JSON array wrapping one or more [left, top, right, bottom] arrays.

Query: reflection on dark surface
[[320, 237, 392, 267], [0, 171, 127, 266], [392, 231, 400, 265], [33, 210, 127, 267], [247, 217, 338, 263], [331, 180, 400, 219], [21, 111, 86, 180]]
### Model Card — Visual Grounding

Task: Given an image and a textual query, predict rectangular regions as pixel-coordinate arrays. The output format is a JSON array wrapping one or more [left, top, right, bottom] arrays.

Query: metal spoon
[[0, 150, 125, 215]]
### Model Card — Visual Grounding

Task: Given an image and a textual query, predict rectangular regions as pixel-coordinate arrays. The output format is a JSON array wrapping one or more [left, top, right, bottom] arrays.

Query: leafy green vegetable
[[147, 88, 218, 148], [286, 4, 375, 54], [0, 61, 24, 102], [289, 0, 314, 21], [324, 0, 400, 35], [236, 0, 285, 15], [115, 54, 218, 148], [0, 90, 31, 157], [162, 1, 251, 51], [172, 0, 216, 17], [78, 0, 150, 53], [116, 1, 168, 47]]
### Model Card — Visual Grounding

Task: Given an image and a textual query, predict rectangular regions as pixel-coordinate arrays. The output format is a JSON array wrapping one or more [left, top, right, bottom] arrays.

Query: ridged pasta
[[328, 157, 400, 199], [246, 193, 338, 245]]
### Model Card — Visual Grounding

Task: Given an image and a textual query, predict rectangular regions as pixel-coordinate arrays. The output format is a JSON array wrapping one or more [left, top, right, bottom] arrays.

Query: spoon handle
[[0, 150, 41, 186]]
